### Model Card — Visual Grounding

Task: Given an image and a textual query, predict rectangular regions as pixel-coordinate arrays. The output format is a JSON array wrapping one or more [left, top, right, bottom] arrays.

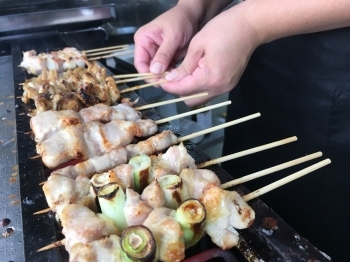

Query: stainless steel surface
[[0, 55, 24, 262], [0, 4, 116, 34]]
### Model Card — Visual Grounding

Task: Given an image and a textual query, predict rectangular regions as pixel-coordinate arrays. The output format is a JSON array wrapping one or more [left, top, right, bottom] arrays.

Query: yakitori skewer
[[221, 152, 322, 189], [243, 158, 331, 202], [28, 101, 236, 161], [36, 158, 330, 253], [88, 50, 134, 61], [84, 44, 130, 53]]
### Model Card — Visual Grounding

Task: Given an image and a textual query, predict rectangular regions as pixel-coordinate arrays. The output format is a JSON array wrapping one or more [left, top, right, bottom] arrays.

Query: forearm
[[177, 0, 233, 28], [242, 0, 350, 44]]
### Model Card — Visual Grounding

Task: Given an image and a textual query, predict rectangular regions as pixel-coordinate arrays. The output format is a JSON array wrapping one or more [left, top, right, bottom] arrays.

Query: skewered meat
[[180, 168, 221, 199], [43, 174, 97, 218], [140, 180, 165, 208], [20, 48, 86, 75], [31, 103, 142, 142], [69, 235, 123, 262], [37, 119, 157, 168], [52, 147, 128, 179], [61, 204, 119, 253], [124, 188, 153, 226], [200, 184, 255, 250], [126, 130, 178, 158], [143, 207, 186, 262], [22, 61, 121, 115]]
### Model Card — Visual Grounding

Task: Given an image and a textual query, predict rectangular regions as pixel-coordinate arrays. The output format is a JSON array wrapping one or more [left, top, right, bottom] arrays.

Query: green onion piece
[[174, 199, 206, 248], [97, 182, 128, 232], [158, 175, 190, 209], [121, 225, 158, 262], [129, 154, 152, 193], [91, 172, 110, 196]]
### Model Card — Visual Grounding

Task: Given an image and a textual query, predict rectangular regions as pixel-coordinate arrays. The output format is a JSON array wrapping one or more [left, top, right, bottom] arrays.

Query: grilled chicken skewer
[[21, 60, 121, 116], [38, 158, 330, 262]]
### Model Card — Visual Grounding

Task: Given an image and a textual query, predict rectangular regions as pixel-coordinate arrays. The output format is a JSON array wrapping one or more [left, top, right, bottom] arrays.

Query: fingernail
[[166, 69, 178, 81], [150, 62, 164, 74]]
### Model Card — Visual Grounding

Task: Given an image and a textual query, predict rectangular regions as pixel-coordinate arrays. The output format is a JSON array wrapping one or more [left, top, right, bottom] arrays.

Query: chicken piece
[[141, 180, 165, 208], [107, 164, 134, 189], [61, 204, 119, 252], [124, 188, 153, 226], [69, 235, 122, 262], [37, 125, 88, 168], [30, 110, 83, 142], [179, 168, 221, 199], [43, 174, 97, 218], [126, 130, 178, 158], [106, 76, 121, 104], [79, 103, 141, 123], [73, 147, 128, 178], [34, 93, 53, 114], [149, 142, 197, 180], [143, 207, 185, 262], [20, 50, 46, 75], [199, 184, 255, 249], [37, 119, 157, 168]]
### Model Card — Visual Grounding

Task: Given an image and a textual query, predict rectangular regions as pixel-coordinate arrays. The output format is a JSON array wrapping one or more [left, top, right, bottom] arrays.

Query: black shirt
[[222, 27, 350, 261]]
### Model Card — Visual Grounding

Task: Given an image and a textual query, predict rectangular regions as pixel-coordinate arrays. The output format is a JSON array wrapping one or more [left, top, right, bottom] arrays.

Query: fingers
[[166, 44, 204, 81], [150, 37, 180, 75]]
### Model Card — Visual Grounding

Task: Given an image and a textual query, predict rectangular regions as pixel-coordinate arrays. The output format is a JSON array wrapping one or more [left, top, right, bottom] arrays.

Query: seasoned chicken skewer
[[37, 118, 157, 168]]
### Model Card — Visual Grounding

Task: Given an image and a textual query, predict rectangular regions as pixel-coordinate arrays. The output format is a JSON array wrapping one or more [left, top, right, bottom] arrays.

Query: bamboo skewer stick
[[33, 207, 51, 215], [197, 136, 297, 168], [88, 50, 134, 61], [114, 72, 161, 79], [120, 80, 167, 93], [134, 93, 209, 110], [84, 45, 129, 53], [155, 101, 231, 125], [86, 47, 130, 57], [178, 113, 261, 143], [221, 152, 322, 189], [37, 239, 65, 252], [243, 159, 331, 202], [115, 73, 168, 84]]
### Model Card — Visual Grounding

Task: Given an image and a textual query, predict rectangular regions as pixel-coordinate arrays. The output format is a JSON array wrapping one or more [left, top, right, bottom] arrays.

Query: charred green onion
[[129, 154, 151, 193], [121, 225, 157, 262], [97, 182, 127, 232], [158, 175, 190, 209], [91, 172, 111, 196], [174, 199, 206, 248]]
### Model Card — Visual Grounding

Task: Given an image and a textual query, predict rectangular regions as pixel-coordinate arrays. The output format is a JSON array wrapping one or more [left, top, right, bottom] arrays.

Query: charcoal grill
[[0, 2, 331, 261]]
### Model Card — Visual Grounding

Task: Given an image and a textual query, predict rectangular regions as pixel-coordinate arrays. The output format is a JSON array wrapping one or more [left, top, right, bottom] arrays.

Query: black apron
[[222, 27, 350, 261]]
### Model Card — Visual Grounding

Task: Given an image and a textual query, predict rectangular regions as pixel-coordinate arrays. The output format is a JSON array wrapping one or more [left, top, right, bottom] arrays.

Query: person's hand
[[161, 3, 261, 107], [134, 4, 202, 76]]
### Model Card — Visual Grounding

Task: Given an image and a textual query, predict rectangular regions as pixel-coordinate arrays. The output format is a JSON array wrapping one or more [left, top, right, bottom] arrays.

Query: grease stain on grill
[[261, 217, 278, 236], [8, 194, 18, 199], [10, 200, 20, 206], [1, 218, 11, 227], [2, 227, 14, 238], [11, 172, 18, 177], [9, 177, 17, 183]]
